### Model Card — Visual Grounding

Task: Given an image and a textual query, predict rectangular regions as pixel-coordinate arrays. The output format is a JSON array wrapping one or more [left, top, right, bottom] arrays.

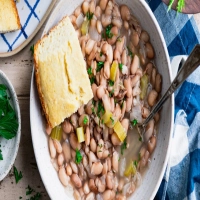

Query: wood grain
[[162, 0, 200, 14]]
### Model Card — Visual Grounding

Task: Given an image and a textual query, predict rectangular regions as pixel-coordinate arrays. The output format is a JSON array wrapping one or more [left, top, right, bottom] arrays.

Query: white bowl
[[30, 0, 174, 199], [0, 70, 21, 181]]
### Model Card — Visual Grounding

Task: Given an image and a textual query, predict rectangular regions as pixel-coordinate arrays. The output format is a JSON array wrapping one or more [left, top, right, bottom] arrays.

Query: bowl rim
[[0, 70, 21, 181]]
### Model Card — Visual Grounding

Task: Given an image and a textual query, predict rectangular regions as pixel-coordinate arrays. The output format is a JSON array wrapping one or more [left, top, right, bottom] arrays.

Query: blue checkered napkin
[[145, 1, 200, 200], [0, 0, 52, 53]]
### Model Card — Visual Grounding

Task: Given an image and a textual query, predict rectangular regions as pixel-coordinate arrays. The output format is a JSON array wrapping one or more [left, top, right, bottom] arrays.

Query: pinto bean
[[88, 42, 98, 61], [86, 39, 96, 55], [112, 151, 119, 172], [97, 85, 106, 99], [101, 14, 112, 27], [53, 139, 62, 154], [66, 164, 72, 176], [97, 139, 104, 159], [92, 83, 98, 101], [89, 0, 95, 13], [70, 113, 79, 129], [131, 74, 140, 87], [57, 153, 64, 166], [155, 73, 162, 93], [148, 89, 158, 107], [49, 137, 56, 159], [62, 120, 72, 134], [114, 49, 121, 62], [91, 161, 103, 175], [111, 133, 122, 146], [131, 31, 139, 47], [116, 194, 126, 200], [154, 112, 160, 123], [74, 6, 81, 17], [124, 77, 132, 98], [86, 192, 95, 200], [131, 55, 139, 75], [95, 6, 102, 18], [46, 123, 52, 135], [124, 20, 129, 30], [59, 166, 69, 187], [151, 68, 156, 88], [85, 126, 90, 146], [148, 135, 157, 154], [105, 1, 113, 15], [118, 178, 125, 191], [115, 36, 125, 54], [71, 174, 82, 188], [103, 190, 115, 200], [83, 181, 90, 195], [140, 30, 150, 42], [82, 1, 89, 14], [89, 179, 98, 193], [112, 16, 122, 29], [69, 132, 81, 150], [97, 20, 102, 34], [89, 151, 98, 167], [120, 5, 131, 21], [96, 177, 106, 193], [142, 107, 150, 118], [121, 118, 129, 132], [90, 138, 97, 153], [70, 161, 79, 174], [99, 0, 108, 11], [102, 93, 111, 111], [106, 171, 114, 189], [120, 101, 126, 121], [146, 42, 154, 59], [121, 49, 127, 65], [79, 114, 89, 127], [113, 103, 122, 120], [144, 119, 155, 142], [125, 96, 133, 112], [102, 160, 108, 175], [74, 189, 81, 200]]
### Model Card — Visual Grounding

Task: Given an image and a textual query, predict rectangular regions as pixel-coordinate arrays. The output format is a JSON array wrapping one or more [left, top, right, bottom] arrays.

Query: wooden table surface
[[0, 7, 200, 200]]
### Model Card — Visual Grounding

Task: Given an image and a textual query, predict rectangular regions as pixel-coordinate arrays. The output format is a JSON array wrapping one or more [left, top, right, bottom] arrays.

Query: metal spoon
[[137, 44, 200, 138]]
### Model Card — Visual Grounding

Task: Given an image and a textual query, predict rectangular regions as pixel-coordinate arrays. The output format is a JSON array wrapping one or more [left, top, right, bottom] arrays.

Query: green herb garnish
[[27, 192, 41, 200], [0, 148, 3, 160], [108, 80, 114, 86], [121, 140, 127, 155], [110, 117, 114, 124], [105, 24, 113, 38], [139, 136, 142, 142], [14, 166, 23, 184], [86, 12, 94, 21], [100, 52, 103, 57], [117, 37, 122, 42], [83, 116, 88, 125], [131, 119, 138, 126], [19, 197, 22, 199], [119, 63, 123, 71], [75, 149, 83, 164], [87, 67, 92, 75], [109, 89, 114, 97], [97, 101, 105, 117], [26, 185, 34, 195], [127, 46, 133, 58], [97, 61, 104, 72], [0, 84, 18, 141], [133, 160, 138, 168], [30, 45, 34, 55], [90, 76, 95, 85]]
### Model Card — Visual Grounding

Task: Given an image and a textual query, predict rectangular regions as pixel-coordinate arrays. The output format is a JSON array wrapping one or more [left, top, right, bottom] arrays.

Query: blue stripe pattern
[[0, 0, 40, 52], [145, 1, 200, 200]]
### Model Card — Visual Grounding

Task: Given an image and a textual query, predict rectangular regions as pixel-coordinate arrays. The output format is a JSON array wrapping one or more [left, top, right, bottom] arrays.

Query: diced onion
[[76, 13, 84, 28], [130, 105, 143, 124], [89, 26, 101, 41], [122, 65, 128, 75], [76, 127, 85, 143], [50, 125, 62, 141], [113, 121, 126, 142]]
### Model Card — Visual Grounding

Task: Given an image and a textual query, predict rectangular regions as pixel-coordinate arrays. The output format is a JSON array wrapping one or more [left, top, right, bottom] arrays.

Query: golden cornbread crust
[[0, 0, 21, 33], [34, 16, 93, 128]]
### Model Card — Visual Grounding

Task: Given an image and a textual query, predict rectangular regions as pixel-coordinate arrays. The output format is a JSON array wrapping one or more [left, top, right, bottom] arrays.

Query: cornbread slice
[[34, 16, 93, 128], [0, 0, 21, 33]]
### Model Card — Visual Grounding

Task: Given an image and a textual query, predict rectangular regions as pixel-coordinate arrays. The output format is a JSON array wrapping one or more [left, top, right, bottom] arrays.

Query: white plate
[[0, 0, 56, 57], [0, 70, 21, 181], [30, 0, 174, 199]]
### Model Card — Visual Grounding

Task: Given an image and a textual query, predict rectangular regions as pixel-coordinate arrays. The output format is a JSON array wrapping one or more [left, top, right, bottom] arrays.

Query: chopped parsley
[[100, 52, 103, 57], [139, 136, 142, 142], [101, 119, 104, 124], [105, 24, 113, 38], [97, 101, 105, 117], [133, 160, 138, 168], [117, 37, 122, 42], [98, 144, 103, 148], [131, 119, 138, 126], [14, 166, 23, 184], [97, 61, 104, 72], [83, 116, 88, 125], [75, 149, 82, 164], [110, 117, 114, 124], [127, 46, 133, 58], [0, 84, 19, 140], [121, 140, 127, 155], [30, 44, 34, 55], [90, 76, 95, 85], [109, 89, 114, 97], [138, 152, 141, 161], [26, 185, 35, 195], [19, 197, 22, 199], [0, 148, 3, 160], [119, 63, 123, 71], [86, 12, 94, 21], [87, 67, 92, 75], [92, 107, 95, 114], [108, 80, 114, 86]]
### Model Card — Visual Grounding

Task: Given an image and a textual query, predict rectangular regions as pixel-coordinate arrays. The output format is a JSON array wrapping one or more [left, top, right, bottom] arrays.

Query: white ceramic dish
[[30, 0, 174, 199], [0, 70, 21, 181]]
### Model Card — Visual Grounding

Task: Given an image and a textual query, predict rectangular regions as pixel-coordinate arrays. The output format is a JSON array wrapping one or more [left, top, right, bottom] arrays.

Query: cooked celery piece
[[101, 110, 113, 124], [124, 161, 136, 177], [106, 116, 118, 128], [50, 125, 62, 141], [113, 121, 126, 142], [81, 20, 89, 35], [76, 127, 85, 143], [110, 61, 118, 81], [140, 74, 149, 100]]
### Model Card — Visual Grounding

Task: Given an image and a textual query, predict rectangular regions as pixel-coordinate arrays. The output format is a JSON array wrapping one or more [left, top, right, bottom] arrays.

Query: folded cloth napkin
[[145, 1, 200, 199]]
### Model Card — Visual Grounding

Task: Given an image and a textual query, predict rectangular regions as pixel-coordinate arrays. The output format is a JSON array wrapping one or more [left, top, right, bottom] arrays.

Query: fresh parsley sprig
[[14, 166, 23, 184]]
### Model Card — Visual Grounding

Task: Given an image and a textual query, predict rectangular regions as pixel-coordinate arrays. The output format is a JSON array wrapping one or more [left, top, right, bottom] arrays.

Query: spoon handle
[[141, 44, 200, 128]]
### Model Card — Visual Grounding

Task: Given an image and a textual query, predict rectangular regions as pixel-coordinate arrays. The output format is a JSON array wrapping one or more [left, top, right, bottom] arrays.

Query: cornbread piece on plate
[[34, 16, 93, 128], [0, 0, 21, 33]]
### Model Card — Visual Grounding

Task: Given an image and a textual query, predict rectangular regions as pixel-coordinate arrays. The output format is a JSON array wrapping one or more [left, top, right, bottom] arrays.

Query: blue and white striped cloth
[[145, 1, 200, 199]]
